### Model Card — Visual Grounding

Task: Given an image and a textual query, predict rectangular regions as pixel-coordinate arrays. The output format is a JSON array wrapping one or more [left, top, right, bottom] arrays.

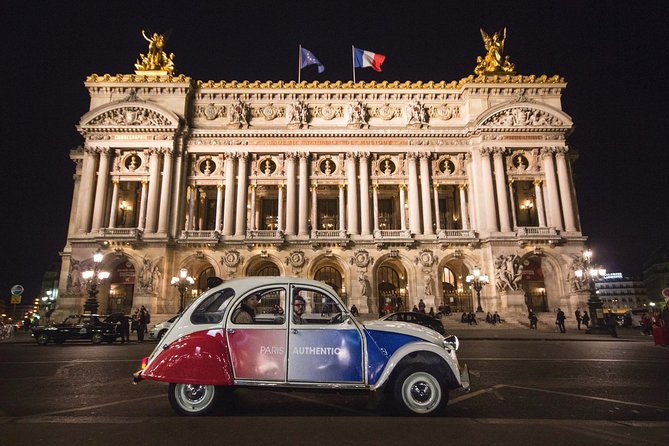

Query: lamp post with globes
[[466, 266, 489, 313], [171, 268, 195, 312], [81, 250, 110, 314], [574, 249, 608, 333]]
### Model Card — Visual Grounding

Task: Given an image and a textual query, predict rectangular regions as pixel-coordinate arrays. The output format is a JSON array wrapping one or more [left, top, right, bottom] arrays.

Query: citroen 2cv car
[[133, 277, 470, 416]]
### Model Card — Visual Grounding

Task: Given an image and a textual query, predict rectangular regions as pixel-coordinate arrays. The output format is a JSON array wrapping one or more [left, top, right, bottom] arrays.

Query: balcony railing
[[516, 227, 558, 236], [246, 229, 284, 241], [311, 229, 348, 239], [374, 229, 412, 239], [178, 230, 220, 242], [99, 228, 141, 239]]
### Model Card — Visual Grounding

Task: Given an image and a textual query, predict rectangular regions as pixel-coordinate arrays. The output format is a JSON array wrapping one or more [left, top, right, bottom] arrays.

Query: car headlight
[[443, 334, 459, 351]]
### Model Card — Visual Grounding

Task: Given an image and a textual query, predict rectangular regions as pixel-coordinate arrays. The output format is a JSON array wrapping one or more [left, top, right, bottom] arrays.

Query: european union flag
[[300, 47, 325, 73]]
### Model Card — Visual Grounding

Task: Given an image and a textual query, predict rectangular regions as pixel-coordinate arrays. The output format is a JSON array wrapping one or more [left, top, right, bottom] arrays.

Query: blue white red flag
[[300, 47, 325, 73], [353, 47, 386, 72]]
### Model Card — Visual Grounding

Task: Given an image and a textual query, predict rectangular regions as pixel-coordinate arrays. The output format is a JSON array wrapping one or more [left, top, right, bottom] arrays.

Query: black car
[[381, 311, 446, 335], [31, 314, 120, 345]]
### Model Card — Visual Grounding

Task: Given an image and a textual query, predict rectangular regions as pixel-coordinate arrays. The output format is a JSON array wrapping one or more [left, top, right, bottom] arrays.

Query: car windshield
[[190, 288, 235, 324]]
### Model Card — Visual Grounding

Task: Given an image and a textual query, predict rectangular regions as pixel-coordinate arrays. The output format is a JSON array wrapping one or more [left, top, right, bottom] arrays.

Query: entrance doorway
[[520, 256, 549, 311], [377, 261, 407, 315], [441, 262, 473, 313], [108, 259, 136, 314]]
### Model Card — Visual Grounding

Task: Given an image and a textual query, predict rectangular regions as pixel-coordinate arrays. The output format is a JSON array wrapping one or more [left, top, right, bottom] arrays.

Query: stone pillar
[[298, 153, 310, 236], [534, 180, 547, 227], [492, 147, 511, 232], [222, 154, 236, 236], [433, 184, 441, 232], [144, 149, 162, 233], [508, 179, 517, 228], [338, 184, 346, 231], [215, 184, 224, 232], [249, 184, 256, 231], [157, 149, 174, 234], [541, 147, 563, 230], [555, 147, 577, 232], [372, 183, 379, 232], [235, 154, 248, 236], [459, 184, 470, 230], [310, 183, 318, 232], [108, 179, 119, 229], [198, 189, 206, 230], [399, 184, 407, 231], [285, 153, 297, 235], [91, 148, 111, 232], [77, 147, 98, 233], [137, 180, 148, 231], [359, 153, 371, 236], [464, 153, 478, 229], [169, 151, 185, 238], [346, 152, 359, 235], [419, 152, 434, 235], [277, 184, 285, 231], [407, 153, 421, 234], [479, 148, 498, 232]]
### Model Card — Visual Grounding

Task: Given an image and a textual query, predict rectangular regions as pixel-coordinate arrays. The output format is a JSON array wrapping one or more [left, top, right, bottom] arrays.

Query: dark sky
[[1, 1, 667, 302]]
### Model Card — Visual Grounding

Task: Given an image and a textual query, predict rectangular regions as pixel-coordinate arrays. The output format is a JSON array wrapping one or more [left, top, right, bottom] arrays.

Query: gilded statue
[[474, 28, 516, 75], [135, 30, 175, 74]]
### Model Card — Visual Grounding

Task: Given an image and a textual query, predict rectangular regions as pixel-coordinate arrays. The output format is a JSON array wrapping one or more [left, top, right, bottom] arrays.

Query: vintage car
[[31, 314, 120, 345], [381, 311, 447, 335], [134, 277, 470, 416]]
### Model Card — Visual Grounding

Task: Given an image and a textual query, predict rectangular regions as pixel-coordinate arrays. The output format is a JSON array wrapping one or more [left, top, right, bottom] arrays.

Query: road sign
[[10, 295, 21, 304], [11, 285, 24, 295], [662, 288, 669, 299]]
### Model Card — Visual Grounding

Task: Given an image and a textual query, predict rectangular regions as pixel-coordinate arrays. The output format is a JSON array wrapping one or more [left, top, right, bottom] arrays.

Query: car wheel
[[157, 329, 167, 341], [168, 383, 219, 416], [91, 333, 103, 344], [36, 333, 49, 345], [393, 366, 448, 416]]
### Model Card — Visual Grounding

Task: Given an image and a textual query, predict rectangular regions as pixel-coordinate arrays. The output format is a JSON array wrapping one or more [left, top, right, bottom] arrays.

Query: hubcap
[[175, 383, 215, 413], [402, 372, 441, 413], [410, 381, 432, 403]]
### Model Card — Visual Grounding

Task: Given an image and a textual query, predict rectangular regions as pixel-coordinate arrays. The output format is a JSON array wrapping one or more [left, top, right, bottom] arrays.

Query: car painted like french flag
[[353, 47, 386, 72]]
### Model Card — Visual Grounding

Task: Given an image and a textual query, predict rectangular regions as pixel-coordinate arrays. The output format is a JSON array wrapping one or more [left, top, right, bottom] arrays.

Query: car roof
[[210, 276, 336, 292]]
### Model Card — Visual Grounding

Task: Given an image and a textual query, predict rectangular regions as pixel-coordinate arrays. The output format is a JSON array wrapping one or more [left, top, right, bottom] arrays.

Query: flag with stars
[[300, 47, 325, 73]]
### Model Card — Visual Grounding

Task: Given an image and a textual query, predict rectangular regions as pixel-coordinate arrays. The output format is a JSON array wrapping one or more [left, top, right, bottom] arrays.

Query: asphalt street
[[1, 325, 667, 446]]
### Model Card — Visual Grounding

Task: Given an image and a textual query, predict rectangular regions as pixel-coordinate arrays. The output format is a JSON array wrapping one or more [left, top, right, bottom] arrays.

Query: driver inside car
[[292, 294, 307, 324]]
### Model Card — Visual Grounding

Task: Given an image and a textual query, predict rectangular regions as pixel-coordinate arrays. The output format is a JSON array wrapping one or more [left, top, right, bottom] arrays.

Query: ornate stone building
[[54, 36, 592, 320]]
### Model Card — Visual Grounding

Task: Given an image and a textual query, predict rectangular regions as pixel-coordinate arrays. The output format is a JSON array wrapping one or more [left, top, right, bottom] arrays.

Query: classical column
[[555, 147, 577, 232], [249, 184, 256, 231], [285, 153, 297, 235], [144, 149, 162, 233], [235, 154, 248, 236], [277, 184, 285, 232], [433, 184, 441, 232], [137, 180, 148, 231], [222, 154, 236, 236], [372, 183, 379, 232], [157, 149, 174, 234], [465, 153, 479, 230], [108, 179, 120, 229], [358, 153, 371, 236], [338, 184, 346, 231], [310, 183, 318, 232], [298, 153, 310, 236], [91, 148, 111, 232], [419, 152, 434, 235], [77, 147, 98, 233], [399, 184, 407, 231], [215, 184, 224, 232], [492, 147, 511, 232], [534, 180, 547, 227], [345, 153, 359, 235], [407, 153, 421, 234], [479, 148, 499, 232], [508, 179, 518, 228], [541, 147, 563, 230], [198, 189, 206, 230], [169, 150, 185, 238], [459, 184, 470, 230]]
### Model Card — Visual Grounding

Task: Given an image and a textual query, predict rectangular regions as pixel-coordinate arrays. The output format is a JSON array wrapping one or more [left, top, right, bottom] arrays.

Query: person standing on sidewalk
[[528, 308, 538, 329], [662, 302, 669, 343], [575, 308, 582, 330], [605, 310, 618, 338], [556, 308, 566, 333], [581, 310, 590, 329], [137, 306, 149, 342]]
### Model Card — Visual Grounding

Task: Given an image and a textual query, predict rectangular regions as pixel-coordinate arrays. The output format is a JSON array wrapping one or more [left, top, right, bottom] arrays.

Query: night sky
[[1, 1, 667, 303]]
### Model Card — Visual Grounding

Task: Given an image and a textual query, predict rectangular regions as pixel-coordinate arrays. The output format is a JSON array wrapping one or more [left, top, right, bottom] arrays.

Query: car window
[[386, 314, 399, 321], [230, 288, 286, 325], [190, 288, 235, 324], [291, 288, 343, 325]]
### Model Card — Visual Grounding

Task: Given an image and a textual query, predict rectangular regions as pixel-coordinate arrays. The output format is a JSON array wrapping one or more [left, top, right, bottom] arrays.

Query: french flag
[[353, 47, 386, 72]]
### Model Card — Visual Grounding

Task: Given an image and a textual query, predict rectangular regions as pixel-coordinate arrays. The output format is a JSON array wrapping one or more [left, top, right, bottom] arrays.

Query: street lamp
[[466, 266, 489, 313], [41, 289, 57, 322], [171, 267, 195, 312], [574, 249, 607, 333], [81, 249, 110, 314]]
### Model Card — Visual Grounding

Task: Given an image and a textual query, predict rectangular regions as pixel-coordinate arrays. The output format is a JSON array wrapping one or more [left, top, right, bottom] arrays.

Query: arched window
[[196, 266, 216, 294], [314, 266, 343, 295], [255, 262, 280, 276]]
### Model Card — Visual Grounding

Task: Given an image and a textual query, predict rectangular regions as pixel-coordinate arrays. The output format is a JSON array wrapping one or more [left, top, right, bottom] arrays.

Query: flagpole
[[352, 45, 356, 83], [298, 44, 302, 83]]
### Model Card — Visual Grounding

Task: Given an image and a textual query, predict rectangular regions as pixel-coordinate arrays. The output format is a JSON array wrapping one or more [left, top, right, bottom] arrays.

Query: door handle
[[291, 329, 298, 334], [226, 328, 235, 334]]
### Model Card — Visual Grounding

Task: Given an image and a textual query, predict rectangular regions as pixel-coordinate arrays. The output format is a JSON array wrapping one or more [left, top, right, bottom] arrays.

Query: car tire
[[392, 365, 448, 416], [91, 333, 103, 344], [36, 333, 49, 346], [168, 383, 219, 416], [157, 329, 167, 341]]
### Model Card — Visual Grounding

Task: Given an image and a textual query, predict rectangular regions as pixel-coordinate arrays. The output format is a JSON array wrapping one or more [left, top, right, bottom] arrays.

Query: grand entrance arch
[[182, 259, 217, 308], [248, 260, 281, 276], [107, 258, 137, 315], [314, 265, 344, 300], [376, 259, 407, 315], [440, 260, 473, 313], [520, 255, 549, 311]]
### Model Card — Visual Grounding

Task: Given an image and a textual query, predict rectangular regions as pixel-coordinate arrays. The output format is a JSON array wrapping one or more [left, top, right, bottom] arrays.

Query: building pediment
[[476, 102, 572, 130], [78, 100, 180, 133]]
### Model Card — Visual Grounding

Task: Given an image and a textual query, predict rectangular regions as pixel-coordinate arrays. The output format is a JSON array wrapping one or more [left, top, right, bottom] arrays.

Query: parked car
[[381, 311, 446, 335], [149, 315, 178, 341], [31, 314, 120, 345], [134, 277, 470, 417]]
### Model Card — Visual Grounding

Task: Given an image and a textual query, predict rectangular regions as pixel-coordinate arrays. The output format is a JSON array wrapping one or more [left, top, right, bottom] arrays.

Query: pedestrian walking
[[575, 308, 582, 330], [581, 310, 590, 329], [556, 308, 566, 333], [651, 310, 666, 346], [119, 314, 130, 343], [528, 308, 538, 329], [605, 311, 618, 338], [137, 305, 149, 342]]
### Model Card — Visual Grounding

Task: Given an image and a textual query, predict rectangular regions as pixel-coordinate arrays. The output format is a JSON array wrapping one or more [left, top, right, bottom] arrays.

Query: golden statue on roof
[[135, 30, 175, 75], [474, 28, 516, 76]]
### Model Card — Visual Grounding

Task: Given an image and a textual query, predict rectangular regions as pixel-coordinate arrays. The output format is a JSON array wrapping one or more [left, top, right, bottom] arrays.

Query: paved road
[[1, 328, 667, 445]]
